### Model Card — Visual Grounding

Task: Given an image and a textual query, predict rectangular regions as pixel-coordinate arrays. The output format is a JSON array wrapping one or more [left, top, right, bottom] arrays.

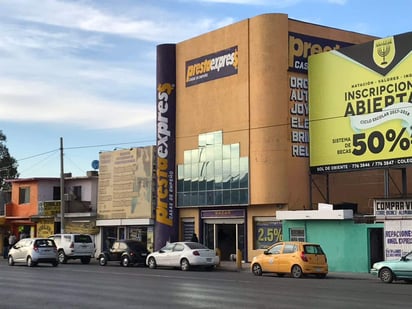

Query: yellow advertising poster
[[309, 32, 412, 173]]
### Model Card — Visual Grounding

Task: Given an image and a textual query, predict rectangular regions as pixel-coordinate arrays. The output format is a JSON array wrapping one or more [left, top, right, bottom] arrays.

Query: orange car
[[251, 241, 328, 278]]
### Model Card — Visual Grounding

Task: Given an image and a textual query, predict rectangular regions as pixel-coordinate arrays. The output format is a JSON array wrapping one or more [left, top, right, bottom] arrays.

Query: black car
[[98, 240, 150, 267]]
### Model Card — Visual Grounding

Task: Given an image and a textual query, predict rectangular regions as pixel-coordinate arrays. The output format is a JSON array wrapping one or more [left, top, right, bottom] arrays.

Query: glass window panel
[[231, 175, 239, 189], [190, 192, 198, 206], [191, 163, 199, 179], [191, 149, 199, 163], [231, 158, 239, 176], [206, 161, 214, 179], [231, 189, 239, 204], [183, 192, 190, 206], [199, 162, 208, 178], [223, 144, 231, 159], [214, 131, 222, 144], [239, 172, 248, 188], [239, 189, 249, 205], [199, 177, 206, 191], [214, 145, 223, 161], [206, 132, 214, 145], [223, 190, 231, 205], [184, 179, 191, 191], [223, 177, 230, 190], [206, 146, 214, 161], [199, 133, 207, 147], [215, 176, 223, 190], [191, 179, 198, 192], [207, 191, 214, 205], [177, 192, 184, 206], [178, 165, 184, 180], [184, 164, 191, 179], [198, 191, 206, 205], [177, 178, 184, 192], [215, 190, 223, 205], [222, 159, 230, 178], [199, 147, 206, 162], [214, 159, 222, 177], [240, 157, 248, 174], [222, 159, 231, 189], [207, 179, 214, 191], [184, 150, 192, 164], [231, 143, 240, 158]]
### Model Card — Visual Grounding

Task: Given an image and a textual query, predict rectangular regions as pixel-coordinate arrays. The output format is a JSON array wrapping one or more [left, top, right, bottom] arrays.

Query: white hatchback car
[[146, 241, 219, 271], [8, 238, 58, 267]]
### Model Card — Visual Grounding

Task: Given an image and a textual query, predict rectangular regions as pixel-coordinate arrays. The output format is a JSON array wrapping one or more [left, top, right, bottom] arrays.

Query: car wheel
[[58, 250, 67, 264], [8, 256, 14, 266], [180, 258, 190, 271], [379, 267, 394, 283], [252, 263, 263, 276], [291, 265, 303, 278], [148, 257, 157, 269], [52, 261, 59, 267], [98, 255, 107, 266], [121, 256, 130, 267], [27, 256, 36, 267], [81, 257, 91, 264]]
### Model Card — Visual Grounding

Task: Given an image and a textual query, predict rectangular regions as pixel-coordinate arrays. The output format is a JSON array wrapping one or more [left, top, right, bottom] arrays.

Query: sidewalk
[[216, 261, 373, 280]]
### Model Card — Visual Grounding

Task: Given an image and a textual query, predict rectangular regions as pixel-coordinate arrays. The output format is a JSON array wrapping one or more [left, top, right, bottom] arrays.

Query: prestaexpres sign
[[185, 46, 238, 87], [155, 44, 177, 250], [288, 32, 352, 73]]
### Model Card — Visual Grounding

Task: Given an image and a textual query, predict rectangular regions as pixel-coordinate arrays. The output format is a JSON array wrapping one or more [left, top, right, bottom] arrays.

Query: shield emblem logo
[[373, 36, 395, 69]]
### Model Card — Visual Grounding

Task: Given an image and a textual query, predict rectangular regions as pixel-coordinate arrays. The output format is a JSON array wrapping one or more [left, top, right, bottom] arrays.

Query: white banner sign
[[384, 220, 412, 260], [374, 199, 412, 219]]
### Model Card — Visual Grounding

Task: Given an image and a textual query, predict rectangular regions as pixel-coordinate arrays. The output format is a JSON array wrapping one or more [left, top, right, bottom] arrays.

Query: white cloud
[[0, 78, 155, 129], [0, 0, 233, 43]]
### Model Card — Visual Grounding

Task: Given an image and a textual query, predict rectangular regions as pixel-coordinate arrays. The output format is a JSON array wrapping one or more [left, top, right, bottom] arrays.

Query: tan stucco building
[[156, 13, 409, 261]]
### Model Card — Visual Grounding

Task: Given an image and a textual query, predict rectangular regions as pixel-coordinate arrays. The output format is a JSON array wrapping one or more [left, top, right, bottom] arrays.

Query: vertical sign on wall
[[155, 44, 177, 250]]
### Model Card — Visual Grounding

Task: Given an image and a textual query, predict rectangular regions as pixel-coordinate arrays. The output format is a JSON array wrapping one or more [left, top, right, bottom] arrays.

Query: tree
[[0, 130, 19, 191]]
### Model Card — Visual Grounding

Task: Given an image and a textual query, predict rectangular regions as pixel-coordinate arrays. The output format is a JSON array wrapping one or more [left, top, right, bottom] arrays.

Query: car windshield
[[186, 242, 210, 250]]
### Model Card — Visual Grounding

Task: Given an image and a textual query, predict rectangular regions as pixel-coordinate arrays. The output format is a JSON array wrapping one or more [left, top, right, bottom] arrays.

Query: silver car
[[8, 238, 59, 267]]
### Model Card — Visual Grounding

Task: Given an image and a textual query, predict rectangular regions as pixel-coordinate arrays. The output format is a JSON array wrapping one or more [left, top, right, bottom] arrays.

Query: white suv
[[49, 234, 95, 264]]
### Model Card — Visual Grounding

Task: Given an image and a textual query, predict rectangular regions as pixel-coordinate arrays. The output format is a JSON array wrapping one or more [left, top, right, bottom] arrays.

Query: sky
[[0, 0, 410, 179]]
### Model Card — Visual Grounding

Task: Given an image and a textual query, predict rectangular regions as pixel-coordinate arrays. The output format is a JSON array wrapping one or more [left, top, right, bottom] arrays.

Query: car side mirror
[[264, 250, 269, 255]]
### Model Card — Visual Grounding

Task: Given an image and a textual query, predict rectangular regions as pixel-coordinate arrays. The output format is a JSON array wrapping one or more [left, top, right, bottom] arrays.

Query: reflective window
[[177, 131, 249, 207]]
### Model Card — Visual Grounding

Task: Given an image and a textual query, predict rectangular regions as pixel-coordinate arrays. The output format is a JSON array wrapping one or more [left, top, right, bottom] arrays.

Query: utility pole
[[60, 137, 65, 233]]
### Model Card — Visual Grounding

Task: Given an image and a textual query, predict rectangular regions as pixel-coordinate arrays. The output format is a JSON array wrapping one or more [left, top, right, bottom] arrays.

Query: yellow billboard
[[309, 32, 412, 173]]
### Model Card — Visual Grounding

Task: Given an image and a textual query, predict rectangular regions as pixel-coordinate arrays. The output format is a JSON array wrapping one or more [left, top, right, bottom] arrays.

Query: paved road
[[0, 259, 408, 309]]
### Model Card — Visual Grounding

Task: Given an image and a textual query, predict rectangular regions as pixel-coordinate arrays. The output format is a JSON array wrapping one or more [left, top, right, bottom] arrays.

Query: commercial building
[[0, 173, 99, 256], [155, 13, 411, 263], [96, 146, 156, 254]]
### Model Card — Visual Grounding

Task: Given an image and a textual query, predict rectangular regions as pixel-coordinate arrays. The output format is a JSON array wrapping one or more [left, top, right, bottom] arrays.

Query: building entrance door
[[204, 221, 245, 261]]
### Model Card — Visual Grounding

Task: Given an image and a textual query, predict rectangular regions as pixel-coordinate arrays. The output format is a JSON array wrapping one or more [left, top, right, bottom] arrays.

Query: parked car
[[146, 241, 219, 271], [370, 251, 412, 283], [49, 234, 95, 264], [8, 238, 58, 267], [98, 239, 149, 267], [251, 241, 328, 278]]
